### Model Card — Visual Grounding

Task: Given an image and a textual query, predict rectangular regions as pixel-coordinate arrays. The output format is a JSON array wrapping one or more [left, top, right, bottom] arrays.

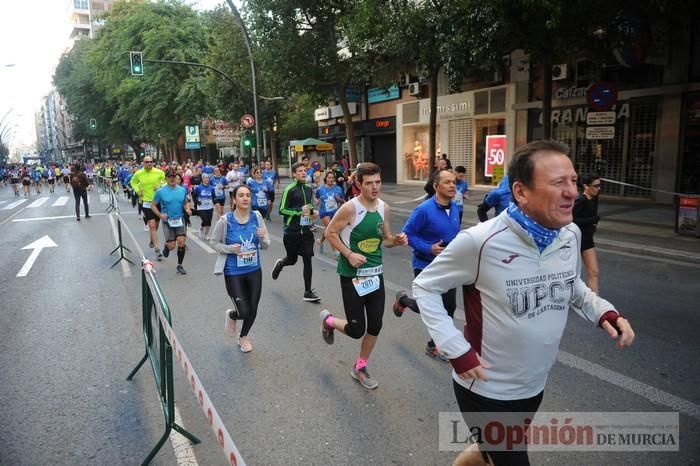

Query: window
[[74, 0, 88, 10]]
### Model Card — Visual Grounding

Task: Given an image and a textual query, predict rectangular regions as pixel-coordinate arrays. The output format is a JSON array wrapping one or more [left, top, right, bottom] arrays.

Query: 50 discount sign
[[485, 135, 507, 177]]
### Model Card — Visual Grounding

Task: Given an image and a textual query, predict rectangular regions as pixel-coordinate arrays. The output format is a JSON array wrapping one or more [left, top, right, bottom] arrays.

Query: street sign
[[484, 135, 507, 177], [185, 125, 200, 150], [240, 114, 255, 128], [586, 126, 615, 140], [587, 81, 618, 111], [587, 111, 616, 125]]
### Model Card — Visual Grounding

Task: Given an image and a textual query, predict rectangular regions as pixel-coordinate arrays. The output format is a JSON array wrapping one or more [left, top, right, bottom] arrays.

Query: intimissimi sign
[[538, 102, 630, 124]]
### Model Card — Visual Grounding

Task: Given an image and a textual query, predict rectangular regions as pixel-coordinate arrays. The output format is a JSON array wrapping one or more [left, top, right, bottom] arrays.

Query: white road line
[[269, 232, 700, 421], [0, 200, 6, 205], [0, 207, 27, 227], [27, 197, 49, 208], [557, 351, 700, 421], [1, 199, 27, 210], [170, 407, 199, 466], [109, 214, 132, 278], [187, 231, 216, 254], [52, 196, 69, 206], [13, 213, 108, 222]]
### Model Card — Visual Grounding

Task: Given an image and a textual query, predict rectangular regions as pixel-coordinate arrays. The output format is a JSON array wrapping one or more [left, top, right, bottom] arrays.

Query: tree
[[247, 0, 396, 167]]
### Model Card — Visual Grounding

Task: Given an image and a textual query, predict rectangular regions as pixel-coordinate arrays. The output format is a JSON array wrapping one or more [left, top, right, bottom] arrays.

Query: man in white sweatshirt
[[413, 140, 635, 466]]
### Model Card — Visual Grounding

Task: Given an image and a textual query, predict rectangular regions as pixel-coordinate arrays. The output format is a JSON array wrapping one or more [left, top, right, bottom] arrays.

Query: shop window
[[474, 119, 506, 186], [402, 126, 440, 182], [680, 95, 700, 193]]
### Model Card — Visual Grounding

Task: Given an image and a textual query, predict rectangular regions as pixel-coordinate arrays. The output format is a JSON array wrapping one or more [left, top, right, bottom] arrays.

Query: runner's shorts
[[162, 221, 187, 242]]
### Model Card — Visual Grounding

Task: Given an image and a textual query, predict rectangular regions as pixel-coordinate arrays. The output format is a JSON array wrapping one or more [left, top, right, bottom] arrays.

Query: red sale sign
[[485, 135, 507, 177]]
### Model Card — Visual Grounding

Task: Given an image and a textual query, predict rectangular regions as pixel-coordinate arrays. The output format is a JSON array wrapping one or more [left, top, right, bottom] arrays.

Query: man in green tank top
[[319, 162, 408, 390]]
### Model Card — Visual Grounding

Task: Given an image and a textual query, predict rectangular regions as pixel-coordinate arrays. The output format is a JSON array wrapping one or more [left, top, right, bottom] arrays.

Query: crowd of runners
[[1, 140, 635, 465]]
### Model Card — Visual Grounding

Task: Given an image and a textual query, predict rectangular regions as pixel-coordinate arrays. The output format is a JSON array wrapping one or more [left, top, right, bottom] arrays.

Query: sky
[[0, 0, 227, 152]]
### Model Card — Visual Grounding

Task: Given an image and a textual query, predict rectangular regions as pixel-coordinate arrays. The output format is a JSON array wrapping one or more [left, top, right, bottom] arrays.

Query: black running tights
[[224, 269, 262, 337]]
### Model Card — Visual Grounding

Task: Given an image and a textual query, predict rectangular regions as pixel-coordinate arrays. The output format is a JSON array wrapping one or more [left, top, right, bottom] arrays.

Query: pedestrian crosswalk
[[1, 194, 115, 211]]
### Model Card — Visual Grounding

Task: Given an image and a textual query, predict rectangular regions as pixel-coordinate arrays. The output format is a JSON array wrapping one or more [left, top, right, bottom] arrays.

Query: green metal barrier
[[127, 261, 200, 465]]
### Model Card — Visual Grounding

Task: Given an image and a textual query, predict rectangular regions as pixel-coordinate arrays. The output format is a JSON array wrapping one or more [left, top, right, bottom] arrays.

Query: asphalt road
[[0, 184, 698, 466]]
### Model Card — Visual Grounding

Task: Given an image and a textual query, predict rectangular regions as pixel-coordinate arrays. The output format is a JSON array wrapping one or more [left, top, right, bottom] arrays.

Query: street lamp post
[[224, 0, 261, 166]]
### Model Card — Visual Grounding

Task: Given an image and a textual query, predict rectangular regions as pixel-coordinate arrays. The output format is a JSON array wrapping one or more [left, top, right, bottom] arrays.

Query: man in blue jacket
[[477, 174, 512, 221], [395, 169, 461, 361]]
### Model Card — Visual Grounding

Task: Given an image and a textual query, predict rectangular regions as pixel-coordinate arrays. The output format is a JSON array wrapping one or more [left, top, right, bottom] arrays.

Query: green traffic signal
[[89, 118, 97, 130], [130, 51, 144, 76]]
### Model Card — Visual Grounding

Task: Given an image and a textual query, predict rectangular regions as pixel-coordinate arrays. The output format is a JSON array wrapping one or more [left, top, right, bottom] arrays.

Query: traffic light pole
[[224, 0, 261, 167]]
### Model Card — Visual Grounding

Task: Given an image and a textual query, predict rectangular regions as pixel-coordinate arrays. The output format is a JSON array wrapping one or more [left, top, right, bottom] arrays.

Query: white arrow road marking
[[1, 199, 27, 210], [27, 197, 49, 208], [52, 196, 69, 206], [16, 235, 58, 278]]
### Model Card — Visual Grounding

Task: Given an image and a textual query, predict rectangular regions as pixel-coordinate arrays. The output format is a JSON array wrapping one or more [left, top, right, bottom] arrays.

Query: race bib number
[[215, 189, 224, 197], [237, 250, 258, 268], [142, 201, 151, 209], [324, 199, 338, 212], [300, 215, 311, 226], [357, 265, 383, 277], [199, 199, 213, 209], [167, 217, 184, 228], [454, 193, 464, 206], [257, 197, 267, 207], [352, 275, 380, 297]]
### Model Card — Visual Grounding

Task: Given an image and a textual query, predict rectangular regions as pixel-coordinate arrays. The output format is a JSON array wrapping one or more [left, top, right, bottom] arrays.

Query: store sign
[[364, 117, 395, 133], [539, 102, 630, 125], [185, 125, 200, 149], [422, 102, 470, 116], [315, 107, 330, 121], [485, 135, 507, 177], [555, 86, 588, 99], [368, 84, 400, 104], [587, 111, 616, 125], [585, 126, 615, 140]]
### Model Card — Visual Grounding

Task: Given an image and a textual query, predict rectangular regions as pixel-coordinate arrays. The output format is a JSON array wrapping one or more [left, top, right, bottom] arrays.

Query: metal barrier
[[127, 259, 201, 465], [102, 180, 134, 268], [112, 206, 246, 465]]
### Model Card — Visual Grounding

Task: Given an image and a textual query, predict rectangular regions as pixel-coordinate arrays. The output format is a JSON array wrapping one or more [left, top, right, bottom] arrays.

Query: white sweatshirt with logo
[[413, 210, 618, 401]]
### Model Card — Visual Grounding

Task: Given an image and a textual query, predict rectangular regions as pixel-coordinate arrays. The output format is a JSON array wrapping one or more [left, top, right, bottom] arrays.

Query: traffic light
[[130, 51, 143, 76], [89, 118, 97, 130], [242, 130, 256, 148]]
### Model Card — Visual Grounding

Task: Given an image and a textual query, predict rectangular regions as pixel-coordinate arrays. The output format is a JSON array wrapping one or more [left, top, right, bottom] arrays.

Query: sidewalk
[[378, 182, 700, 265]]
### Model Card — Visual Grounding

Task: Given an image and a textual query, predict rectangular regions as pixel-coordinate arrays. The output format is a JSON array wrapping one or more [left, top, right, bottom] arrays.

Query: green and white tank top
[[337, 197, 385, 278]]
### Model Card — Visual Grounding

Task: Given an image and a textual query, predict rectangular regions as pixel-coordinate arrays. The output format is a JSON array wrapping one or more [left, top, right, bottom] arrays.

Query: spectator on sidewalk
[[573, 173, 602, 293]]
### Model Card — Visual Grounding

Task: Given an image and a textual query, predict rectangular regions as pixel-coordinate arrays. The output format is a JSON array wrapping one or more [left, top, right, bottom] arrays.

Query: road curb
[[595, 238, 700, 264]]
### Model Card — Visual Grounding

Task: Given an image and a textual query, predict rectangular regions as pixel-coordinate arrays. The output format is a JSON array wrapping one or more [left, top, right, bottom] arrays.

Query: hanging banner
[[485, 135, 507, 177]]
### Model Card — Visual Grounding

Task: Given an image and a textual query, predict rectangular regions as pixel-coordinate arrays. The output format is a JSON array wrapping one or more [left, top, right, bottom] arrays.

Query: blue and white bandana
[[507, 204, 560, 252]]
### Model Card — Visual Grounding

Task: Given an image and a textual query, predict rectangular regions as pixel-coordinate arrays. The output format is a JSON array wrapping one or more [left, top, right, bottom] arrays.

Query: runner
[[210, 184, 270, 353], [192, 174, 216, 239], [270, 162, 321, 302], [454, 165, 469, 224], [31, 166, 42, 194], [21, 167, 31, 196], [10, 167, 20, 196], [262, 160, 279, 220], [61, 166, 71, 192], [246, 167, 269, 221], [319, 162, 408, 390], [210, 167, 228, 220], [573, 173, 602, 293], [314, 171, 345, 257], [413, 140, 635, 465], [393, 169, 461, 362], [151, 170, 192, 275], [226, 161, 242, 211], [130, 157, 166, 259], [47, 167, 56, 193]]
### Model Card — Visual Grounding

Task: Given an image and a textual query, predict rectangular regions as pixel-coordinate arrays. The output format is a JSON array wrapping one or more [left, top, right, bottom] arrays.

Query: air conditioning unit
[[552, 64, 568, 80], [398, 73, 410, 87], [408, 82, 421, 96], [416, 64, 429, 81]]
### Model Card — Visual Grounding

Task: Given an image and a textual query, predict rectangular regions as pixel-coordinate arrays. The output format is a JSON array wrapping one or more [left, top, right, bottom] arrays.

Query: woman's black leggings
[[73, 188, 89, 218], [224, 269, 262, 337]]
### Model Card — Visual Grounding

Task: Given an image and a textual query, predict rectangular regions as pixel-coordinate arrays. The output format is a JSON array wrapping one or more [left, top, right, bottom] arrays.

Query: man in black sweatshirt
[[271, 162, 321, 302]]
